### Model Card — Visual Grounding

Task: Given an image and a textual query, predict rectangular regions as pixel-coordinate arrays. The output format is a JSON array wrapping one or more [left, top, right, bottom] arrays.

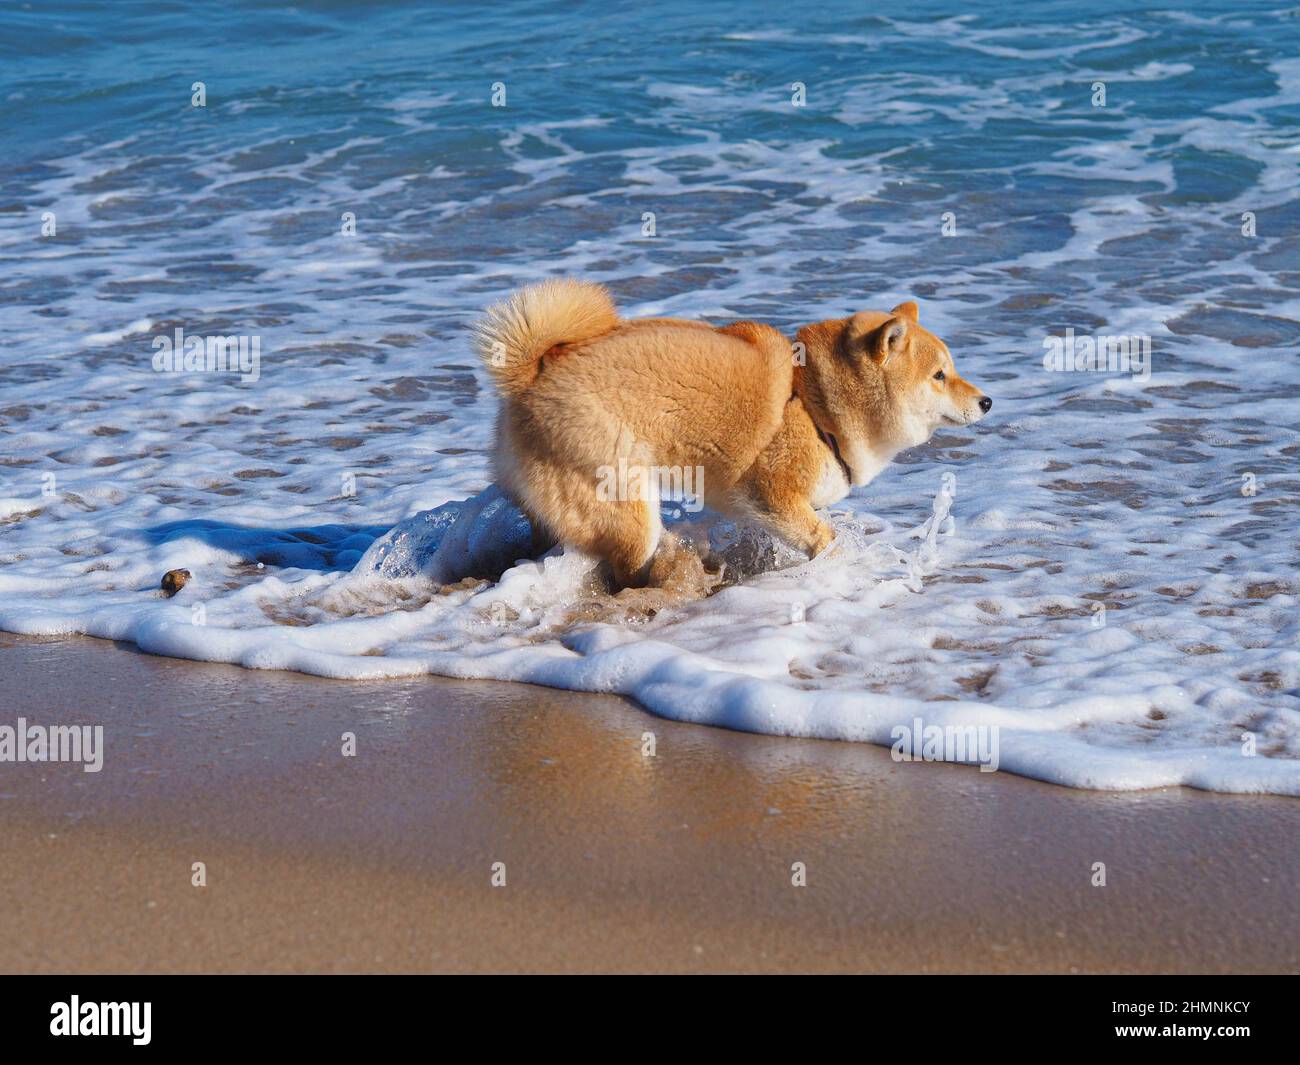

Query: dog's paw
[[808, 521, 834, 558]]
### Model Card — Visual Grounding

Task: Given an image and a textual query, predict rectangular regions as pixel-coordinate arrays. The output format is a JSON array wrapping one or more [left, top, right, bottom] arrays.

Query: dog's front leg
[[732, 398, 835, 559], [728, 479, 833, 559], [759, 498, 834, 559]]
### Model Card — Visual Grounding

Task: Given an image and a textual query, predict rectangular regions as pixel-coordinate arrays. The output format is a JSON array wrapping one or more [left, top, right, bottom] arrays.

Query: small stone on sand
[[160, 569, 191, 597]]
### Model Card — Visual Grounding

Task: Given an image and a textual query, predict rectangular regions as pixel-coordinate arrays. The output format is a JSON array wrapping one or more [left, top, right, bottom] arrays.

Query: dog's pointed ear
[[869, 316, 908, 365], [843, 312, 878, 353], [890, 300, 918, 323], [844, 312, 910, 365]]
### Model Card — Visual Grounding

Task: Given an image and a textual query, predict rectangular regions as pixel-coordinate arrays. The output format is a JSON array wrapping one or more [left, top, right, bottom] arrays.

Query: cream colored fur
[[474, 279, 990, 587]]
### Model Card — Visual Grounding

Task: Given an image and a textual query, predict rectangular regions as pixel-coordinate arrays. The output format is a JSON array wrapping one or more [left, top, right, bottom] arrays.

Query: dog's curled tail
[[474, 279, 618, 396]]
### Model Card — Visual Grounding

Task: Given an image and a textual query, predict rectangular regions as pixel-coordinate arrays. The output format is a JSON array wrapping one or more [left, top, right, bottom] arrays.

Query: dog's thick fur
[[475, 279, 990, 587]]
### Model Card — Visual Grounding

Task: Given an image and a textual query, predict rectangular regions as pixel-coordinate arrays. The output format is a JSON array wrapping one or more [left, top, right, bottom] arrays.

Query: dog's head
[[796, 301, 991, 485]]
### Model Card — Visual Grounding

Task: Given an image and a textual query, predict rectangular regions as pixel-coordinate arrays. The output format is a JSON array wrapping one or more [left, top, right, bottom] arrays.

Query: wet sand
[[0, 632, 1295, 974]]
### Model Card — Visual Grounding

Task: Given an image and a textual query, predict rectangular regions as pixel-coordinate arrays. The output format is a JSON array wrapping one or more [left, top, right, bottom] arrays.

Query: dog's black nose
[[979, 396, 992, 413]]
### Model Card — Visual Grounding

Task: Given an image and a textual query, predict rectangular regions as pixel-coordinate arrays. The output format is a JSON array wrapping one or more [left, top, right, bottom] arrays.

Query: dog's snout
[[978, 396, 992, 413]]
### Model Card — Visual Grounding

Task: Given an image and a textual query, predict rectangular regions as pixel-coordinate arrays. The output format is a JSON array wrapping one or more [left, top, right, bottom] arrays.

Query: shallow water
[[1, 1, 1298, 793]]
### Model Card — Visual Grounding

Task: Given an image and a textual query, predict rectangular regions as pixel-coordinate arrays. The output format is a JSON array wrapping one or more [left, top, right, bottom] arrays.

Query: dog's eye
[[933, 370, 945, 382]]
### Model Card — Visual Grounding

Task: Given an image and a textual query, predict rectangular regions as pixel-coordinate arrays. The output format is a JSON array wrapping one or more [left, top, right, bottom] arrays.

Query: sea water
[[1, 1, 1298, 793]]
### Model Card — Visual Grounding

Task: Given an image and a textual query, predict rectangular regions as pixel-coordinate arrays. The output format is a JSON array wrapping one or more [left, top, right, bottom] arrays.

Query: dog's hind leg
[[599, 497, 662, 588], [522, 464, 662, 588], [521, 508, 558, 557]]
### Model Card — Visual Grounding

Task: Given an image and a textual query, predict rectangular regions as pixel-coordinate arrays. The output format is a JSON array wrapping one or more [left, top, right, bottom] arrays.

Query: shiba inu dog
[[475, 279, 991, 587]]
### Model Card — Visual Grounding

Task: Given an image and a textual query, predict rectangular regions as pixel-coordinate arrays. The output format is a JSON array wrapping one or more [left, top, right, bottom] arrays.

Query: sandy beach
[[0, 632, 1294, 974]]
